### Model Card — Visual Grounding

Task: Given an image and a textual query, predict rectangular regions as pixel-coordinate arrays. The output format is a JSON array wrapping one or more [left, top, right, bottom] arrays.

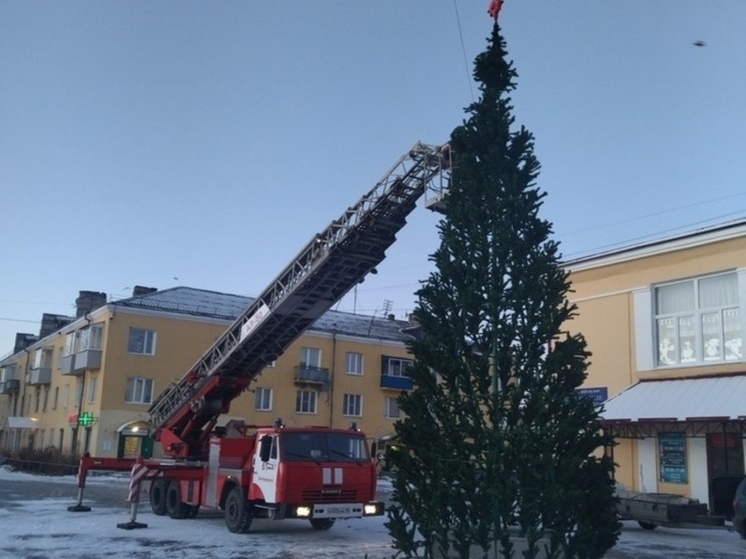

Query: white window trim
[[343, 393, 363, 417], [635, 268, 746, 371], [255, 387, 273, 411], [296, 389, 318, 414], [345, 352, 364, 375]]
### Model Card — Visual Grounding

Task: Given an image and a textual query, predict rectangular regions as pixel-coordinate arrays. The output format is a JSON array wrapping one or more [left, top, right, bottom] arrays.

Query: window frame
[[384, 395, 401, 419], [343, 393, 363, 417], [127, 328, 157, 356], [255, 387, 273, 411], [345, 351, 364, 375], [296, 389, 318, 414], [654, 271, 742, 367], [125, 377, 154, 404]]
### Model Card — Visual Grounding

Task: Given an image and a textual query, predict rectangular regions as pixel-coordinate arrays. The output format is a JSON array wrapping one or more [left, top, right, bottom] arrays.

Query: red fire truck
[[71, 142, 450, 533]]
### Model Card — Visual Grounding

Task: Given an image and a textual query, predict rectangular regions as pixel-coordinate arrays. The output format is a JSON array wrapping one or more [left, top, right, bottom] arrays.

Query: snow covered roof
[[112, 286, 413, 343], [601, 375, 746, 423]]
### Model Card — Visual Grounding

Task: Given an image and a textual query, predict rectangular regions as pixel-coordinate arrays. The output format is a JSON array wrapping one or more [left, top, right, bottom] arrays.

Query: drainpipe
[[329, 332, 337, 428]]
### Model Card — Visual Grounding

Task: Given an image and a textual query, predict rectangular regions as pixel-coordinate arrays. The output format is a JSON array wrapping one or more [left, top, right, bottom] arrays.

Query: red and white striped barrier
[[127, 457, 149, 503]]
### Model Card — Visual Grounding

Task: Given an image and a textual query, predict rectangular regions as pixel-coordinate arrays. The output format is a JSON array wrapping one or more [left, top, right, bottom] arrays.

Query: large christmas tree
[[386, 21, 620, 559]]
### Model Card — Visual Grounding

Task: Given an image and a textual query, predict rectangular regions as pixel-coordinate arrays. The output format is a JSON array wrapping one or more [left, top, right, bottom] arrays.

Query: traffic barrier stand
[[67, 455, 91, 512], [117, 456, 148, 529]]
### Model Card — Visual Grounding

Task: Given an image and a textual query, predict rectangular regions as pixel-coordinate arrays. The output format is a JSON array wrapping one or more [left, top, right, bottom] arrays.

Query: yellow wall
[[1, 300, 411, 458], [567, 230, 746, 495]]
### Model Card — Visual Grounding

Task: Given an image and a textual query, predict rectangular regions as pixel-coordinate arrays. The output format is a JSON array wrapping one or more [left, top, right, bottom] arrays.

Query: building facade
[[566, 219, 746, 515], [0, 286, 415, 460]]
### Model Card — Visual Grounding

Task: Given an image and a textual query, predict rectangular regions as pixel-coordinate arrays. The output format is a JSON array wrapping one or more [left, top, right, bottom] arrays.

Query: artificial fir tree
[[386, 22, 620, 559]]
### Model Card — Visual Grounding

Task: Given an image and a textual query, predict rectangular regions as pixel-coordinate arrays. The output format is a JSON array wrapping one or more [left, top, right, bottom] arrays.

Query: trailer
[[69, 142, 451, 533], [615, 485, 726, 530]]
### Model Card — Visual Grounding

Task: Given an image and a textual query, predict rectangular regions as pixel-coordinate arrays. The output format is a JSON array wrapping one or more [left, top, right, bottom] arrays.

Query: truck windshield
[[281, 432, 369, 463]]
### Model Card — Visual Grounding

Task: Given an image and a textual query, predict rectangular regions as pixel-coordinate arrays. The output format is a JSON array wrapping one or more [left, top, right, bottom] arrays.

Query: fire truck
[[71, 142, 451, 533]]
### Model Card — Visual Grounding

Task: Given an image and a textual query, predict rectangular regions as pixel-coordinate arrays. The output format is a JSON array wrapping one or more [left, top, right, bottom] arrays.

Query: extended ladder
[[149, 142, 450, 457]]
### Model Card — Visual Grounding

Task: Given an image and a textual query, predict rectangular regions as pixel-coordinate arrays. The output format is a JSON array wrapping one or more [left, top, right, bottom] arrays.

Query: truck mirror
[[259, 435, 272, 462]]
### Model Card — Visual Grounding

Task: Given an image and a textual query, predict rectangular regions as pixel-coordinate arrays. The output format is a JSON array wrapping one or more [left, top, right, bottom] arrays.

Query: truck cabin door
[[252, 434, 279, 503]]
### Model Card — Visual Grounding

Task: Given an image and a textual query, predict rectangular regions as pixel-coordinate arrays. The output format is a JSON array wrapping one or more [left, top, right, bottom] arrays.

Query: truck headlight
[[295, 506, 311, 518], [364, 503, 381, 515]]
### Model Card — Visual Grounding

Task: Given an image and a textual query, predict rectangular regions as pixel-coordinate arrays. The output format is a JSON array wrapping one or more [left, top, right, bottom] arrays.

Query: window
[[127, 328, 156, 355], [53, 386, 59, 410], [384, 396, 400, 419], [296, 389, 317, 414], [88, 376, 97, 403], [79, 324, 103, 351], [62, 384, 70, 408], [655, 272, 741, 366], [43, 386, 49, 412], [34, 347, 53, 369], [125, 377, 154, 404], [345, 352, 363, 375], [300, 346, 321, 367], [256, 387, 273, 411], [343, 393, 363, 417], [383, 356, 414, 377], [75, 380, 84, 406], [63, 332, 77, 357]]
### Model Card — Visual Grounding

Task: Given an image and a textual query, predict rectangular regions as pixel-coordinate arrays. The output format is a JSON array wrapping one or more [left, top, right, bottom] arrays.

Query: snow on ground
[[1, 467, 745, 559]]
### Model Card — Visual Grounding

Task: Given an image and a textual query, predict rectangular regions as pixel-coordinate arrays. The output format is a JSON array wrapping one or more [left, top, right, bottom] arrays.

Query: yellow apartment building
[[0, 286, 415, 460], [566, 218, 746, 516]]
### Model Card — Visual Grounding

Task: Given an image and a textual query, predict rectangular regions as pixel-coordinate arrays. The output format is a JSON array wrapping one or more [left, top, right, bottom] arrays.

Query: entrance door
[[706, 432, 744, 517]]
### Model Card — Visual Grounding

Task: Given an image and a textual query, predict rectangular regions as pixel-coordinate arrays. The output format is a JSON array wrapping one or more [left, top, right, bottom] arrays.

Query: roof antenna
[[368, 299, 393, 336]]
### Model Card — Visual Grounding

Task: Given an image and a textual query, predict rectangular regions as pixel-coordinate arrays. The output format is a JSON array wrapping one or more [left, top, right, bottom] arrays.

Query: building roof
[[563, 216, 746, 271], [112, 286, 413, 343], [601, 375, 746, 423]]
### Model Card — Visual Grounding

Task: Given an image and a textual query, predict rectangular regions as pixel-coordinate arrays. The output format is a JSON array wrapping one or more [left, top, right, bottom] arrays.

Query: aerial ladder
[[70, 142, 450, 531], [148, 142, 451, 459]]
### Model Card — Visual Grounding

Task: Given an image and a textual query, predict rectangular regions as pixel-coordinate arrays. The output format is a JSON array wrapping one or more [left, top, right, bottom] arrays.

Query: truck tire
[[309, 518, 335, 530], [638, 521, 657, 530], [149, 478, 168, 516], [225, 486, 252, 533], [166, 480, 189, 519]]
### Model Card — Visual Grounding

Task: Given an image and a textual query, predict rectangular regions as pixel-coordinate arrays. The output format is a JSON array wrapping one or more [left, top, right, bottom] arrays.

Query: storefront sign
[[576, 386, 608, 407], [659, 433, 687, 483]]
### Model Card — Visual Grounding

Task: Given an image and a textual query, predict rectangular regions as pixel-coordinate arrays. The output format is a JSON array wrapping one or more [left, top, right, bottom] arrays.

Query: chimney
[[13, 333, 38, 354], [132, 285, 158, 297], [39, 313, 74, 338], [75, 291, 108, 318]]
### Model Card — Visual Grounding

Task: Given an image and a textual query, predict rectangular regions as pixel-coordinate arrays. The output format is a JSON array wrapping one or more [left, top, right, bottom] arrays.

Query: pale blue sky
[[2, 1, 746, 353]]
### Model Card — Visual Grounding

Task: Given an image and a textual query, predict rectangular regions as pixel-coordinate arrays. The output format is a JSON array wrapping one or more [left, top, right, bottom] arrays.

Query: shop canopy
[[2, 417, 39, 429], [601, 374, 746, 438]]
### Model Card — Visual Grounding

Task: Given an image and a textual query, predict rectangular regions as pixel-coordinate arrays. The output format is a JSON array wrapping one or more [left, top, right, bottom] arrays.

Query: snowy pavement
[[1, 467, 745, 558]]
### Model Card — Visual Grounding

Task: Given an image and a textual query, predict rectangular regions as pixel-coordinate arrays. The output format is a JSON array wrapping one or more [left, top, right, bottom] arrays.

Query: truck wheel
[[309, 518, 335, 530], [638, 521, 657, 530], [166, 480, 189, 519], [186, 504, 200, 518], [225, 487, 252, 533], [149, 478, 168, 516]]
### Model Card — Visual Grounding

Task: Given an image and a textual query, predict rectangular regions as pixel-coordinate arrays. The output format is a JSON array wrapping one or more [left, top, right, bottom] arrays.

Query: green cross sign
[[78, 412, 94, 427]]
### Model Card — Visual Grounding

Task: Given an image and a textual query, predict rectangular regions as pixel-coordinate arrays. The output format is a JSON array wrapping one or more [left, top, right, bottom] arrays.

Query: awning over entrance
[[2, 416, 39, 429], [601, 375, 746, 438], [603, 375, 746, 423]]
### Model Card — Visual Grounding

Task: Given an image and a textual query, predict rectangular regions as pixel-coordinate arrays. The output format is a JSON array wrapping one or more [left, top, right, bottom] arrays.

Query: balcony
[[60, 354, 80, 376], [27, 367, 52, 385], [75, 349, 102, 371], [380, 374, 414, 391], [294, 364, 330, 385], [0, 379, 20, 395], [60, 349, 102, 376]]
